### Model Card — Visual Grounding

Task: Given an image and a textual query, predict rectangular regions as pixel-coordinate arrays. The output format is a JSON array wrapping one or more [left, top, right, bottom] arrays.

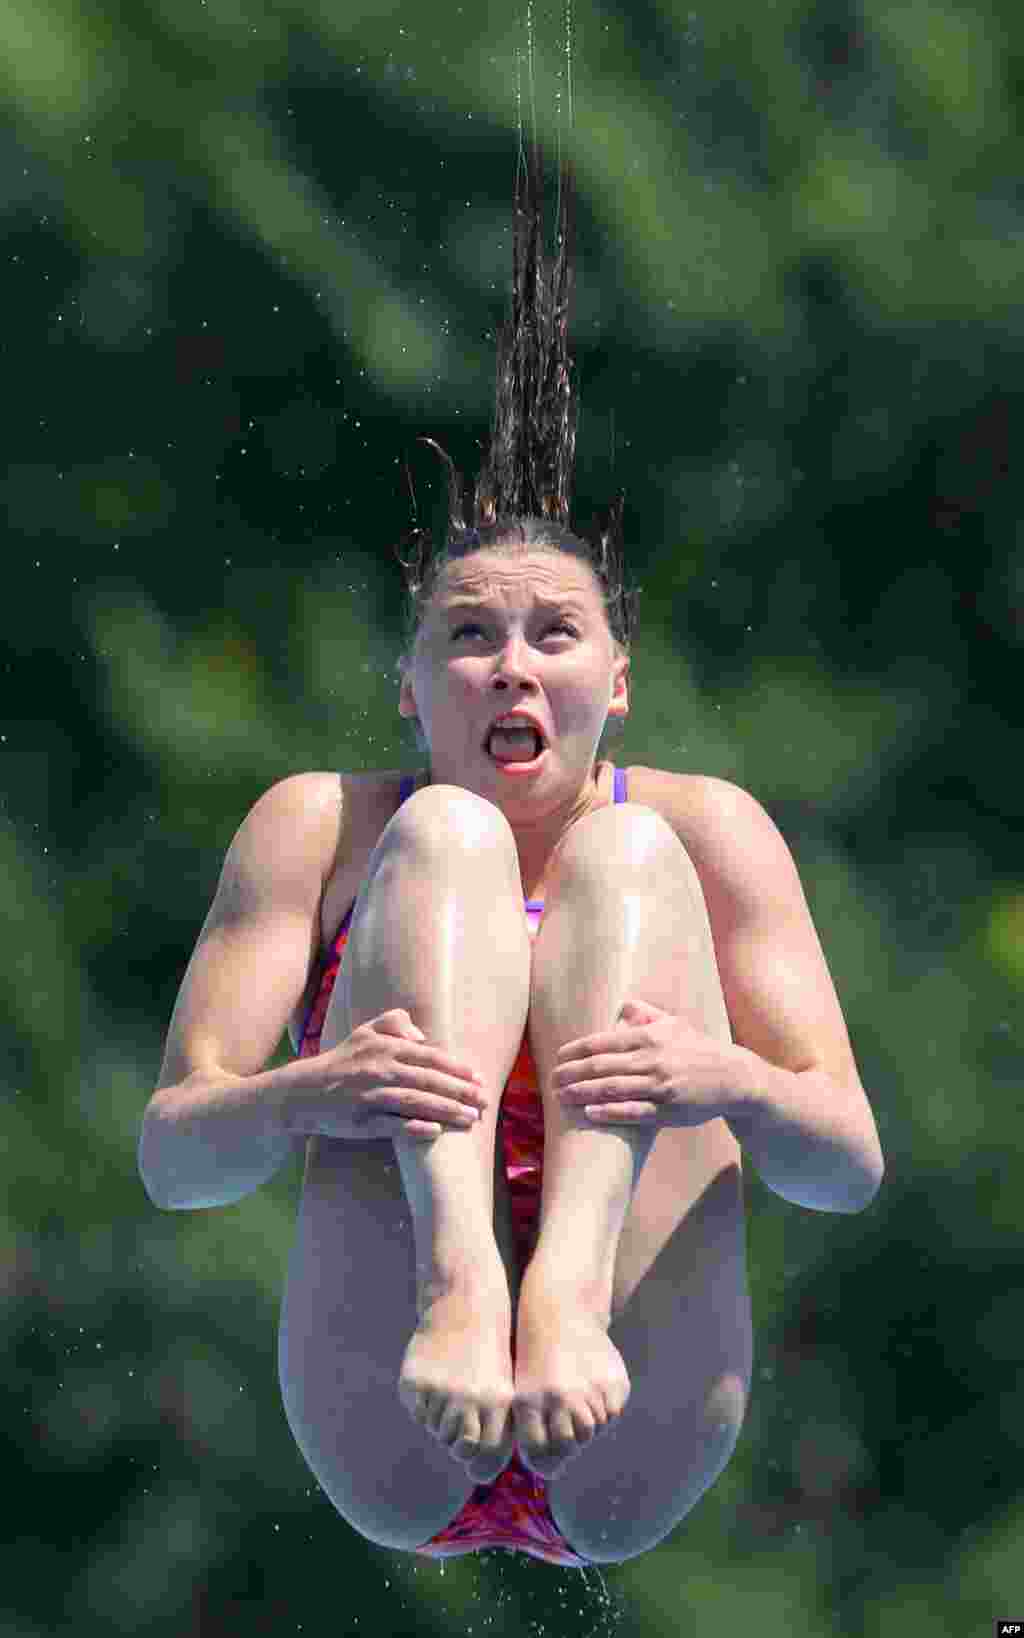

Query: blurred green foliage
[[3, 0, 1022, 1634]]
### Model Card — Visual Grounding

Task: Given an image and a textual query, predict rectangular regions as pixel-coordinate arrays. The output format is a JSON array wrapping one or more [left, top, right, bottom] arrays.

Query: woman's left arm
[[672, 776, 885, 1214]]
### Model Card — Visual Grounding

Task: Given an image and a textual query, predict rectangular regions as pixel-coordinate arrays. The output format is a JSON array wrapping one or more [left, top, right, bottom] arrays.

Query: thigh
[[547, 1130, 752, 1558], [279, 1135, 477, 1551], [278, 901, 523, 1553]]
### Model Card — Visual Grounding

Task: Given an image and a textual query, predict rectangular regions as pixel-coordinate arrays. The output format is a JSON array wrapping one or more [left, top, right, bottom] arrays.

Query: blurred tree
[[2, 0, 1022, 1634]]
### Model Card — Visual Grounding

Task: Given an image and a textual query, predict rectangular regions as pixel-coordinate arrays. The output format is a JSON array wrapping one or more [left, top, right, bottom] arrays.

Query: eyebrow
[[443, 597, 587, 616]]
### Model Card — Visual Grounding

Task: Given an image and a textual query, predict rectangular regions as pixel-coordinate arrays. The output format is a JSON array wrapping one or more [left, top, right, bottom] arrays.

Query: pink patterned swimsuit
[[295, 766, 629, 1566]]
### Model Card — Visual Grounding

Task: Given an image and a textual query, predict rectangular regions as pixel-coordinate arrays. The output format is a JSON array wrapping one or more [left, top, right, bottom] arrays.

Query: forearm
[[138, 1058, 307, 1211], [725, 1048, 884, 1214]]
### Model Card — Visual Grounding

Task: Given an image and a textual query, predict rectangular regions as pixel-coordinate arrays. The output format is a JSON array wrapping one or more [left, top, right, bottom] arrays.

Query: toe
[[477, 1404, 514, 1475], [512, 1399, 547, 1459], [447, 1400, 480, 1458]]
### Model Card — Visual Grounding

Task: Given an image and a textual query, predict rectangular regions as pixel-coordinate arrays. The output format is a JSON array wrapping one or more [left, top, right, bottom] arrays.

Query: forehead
[[436, 550, 598, 608]]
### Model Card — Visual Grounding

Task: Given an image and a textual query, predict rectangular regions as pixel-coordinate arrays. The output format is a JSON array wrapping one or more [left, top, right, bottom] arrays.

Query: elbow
[[137, 1154, 178, 1211], [854, 1126, 886, 1211], [770, 1151, 885, 1215], [831, 1111, 885, 1213], [853, 1156, 885, 1213], [138, 1160, 172, 1210], [137, 1159, 202, 1212], [137, 1108, 159, 1206], [832, 1152, 885, 1215], [137, 1099, 182, 1211]]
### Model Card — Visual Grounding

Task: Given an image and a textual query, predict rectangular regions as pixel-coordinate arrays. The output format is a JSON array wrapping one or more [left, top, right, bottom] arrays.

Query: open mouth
[[484, 725, 547, 771]]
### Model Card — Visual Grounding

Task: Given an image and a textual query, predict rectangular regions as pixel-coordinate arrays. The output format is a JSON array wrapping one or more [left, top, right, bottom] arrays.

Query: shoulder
[[235, 772, 344, 889], [630, 766, 773, 832], [285, 768, 417, 879], [253, 770, 347, 834], [631, 767, 794, 903], [246, 769, 398, 892], [623, 765, 744, 833], [259, 767, 411, 820]]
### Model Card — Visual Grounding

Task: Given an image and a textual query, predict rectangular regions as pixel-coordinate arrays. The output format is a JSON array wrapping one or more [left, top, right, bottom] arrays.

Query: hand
[[286, 1009, 488, 1142], [550, 999, 742, 1129]]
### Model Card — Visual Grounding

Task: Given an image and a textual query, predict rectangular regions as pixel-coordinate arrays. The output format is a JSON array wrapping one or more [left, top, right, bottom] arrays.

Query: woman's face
[[398, 548, 629, 800]]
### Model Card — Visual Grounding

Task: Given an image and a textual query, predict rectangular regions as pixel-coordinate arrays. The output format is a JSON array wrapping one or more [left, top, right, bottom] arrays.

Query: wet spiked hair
[[394, 100, 641, 703]]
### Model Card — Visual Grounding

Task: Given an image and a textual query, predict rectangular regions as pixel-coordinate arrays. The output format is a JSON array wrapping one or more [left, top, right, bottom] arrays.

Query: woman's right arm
[[138, 772, 342, 1211]]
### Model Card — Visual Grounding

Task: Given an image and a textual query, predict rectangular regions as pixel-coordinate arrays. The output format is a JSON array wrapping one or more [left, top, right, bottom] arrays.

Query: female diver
[[139, 122, 884, 1567]]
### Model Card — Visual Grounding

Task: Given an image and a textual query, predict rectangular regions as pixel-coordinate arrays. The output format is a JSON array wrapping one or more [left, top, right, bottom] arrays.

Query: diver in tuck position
[[139, 115, 884, 1567]]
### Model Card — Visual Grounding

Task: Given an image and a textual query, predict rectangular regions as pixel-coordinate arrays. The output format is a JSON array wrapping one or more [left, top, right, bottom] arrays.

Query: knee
[[553, 801, 697, 888], [389, 783, 518, 861]]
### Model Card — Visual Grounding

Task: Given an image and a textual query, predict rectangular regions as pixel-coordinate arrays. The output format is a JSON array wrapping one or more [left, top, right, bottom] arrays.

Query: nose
[[491, 633, 537, 684]]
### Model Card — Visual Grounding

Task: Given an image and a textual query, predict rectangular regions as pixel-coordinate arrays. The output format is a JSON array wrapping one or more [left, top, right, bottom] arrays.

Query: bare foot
[[512, 1272, 631, 1480], [398, 1279, 517, 1485]]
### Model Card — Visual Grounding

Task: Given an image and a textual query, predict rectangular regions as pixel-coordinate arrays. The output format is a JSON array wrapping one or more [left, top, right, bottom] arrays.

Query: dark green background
[[4, 1, 1022, 1633]]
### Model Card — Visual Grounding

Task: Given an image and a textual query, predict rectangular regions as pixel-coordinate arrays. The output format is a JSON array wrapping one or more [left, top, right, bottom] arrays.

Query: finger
[[445, 1061, 488, 1095], [557, 1019, 645, 1050], [396, 1102, 477, 1138], [383, 1059, 486, 1107], [555, 1025, 644, 1063], [551, 1056, 605, 1087], [400, 1120, 443, 1140], [429, 1047, 486, 1084], [425, 1067, 487, 1105], [370, 1086, 479, 1130], [431, 1073, 486, 1112], [583, 1102, 656, 1122], [406, 1045, 487, 1091], [560, 1068, 651, 1099], [374, 1009, 424, 1035], [554, 1035, 599, 1063], [378, 1016, 485, 1093], [418, 1097, 480, 1126]]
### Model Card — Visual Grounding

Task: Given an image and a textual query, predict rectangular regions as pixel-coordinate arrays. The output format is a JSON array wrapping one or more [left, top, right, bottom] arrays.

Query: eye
[[450, 620, 578, 641]]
